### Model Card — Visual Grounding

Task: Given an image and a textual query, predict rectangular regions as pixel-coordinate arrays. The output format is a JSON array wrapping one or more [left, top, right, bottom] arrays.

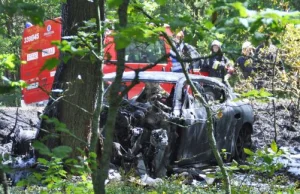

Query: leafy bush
[[241, 140, 284, 176]]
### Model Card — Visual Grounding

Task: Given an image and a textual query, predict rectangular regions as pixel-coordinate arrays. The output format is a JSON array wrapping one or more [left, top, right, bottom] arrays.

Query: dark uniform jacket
[[236, 56, 256, 79], [200, 53, 229, 79]]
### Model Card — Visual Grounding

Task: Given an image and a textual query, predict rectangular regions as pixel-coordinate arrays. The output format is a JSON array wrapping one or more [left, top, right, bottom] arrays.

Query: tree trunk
[[97, 1, 129, 193], [39, 0, 99, 159]]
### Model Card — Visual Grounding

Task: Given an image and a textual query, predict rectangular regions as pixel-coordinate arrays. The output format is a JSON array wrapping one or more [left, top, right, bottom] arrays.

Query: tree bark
[[39, 0, 99, 159]]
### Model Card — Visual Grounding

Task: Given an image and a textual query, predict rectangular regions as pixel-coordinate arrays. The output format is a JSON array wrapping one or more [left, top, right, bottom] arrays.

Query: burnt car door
[[172, 78, 212, 165], [171, 78, 243, 165], [202, 83, 241, 156]]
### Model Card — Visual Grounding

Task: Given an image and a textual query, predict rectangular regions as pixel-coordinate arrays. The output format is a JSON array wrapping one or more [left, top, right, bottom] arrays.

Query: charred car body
[[102, 71, 254, 177]]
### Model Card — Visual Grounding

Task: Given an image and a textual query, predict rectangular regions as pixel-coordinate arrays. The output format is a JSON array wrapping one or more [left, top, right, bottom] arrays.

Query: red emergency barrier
[[20, 18, 61, 104]]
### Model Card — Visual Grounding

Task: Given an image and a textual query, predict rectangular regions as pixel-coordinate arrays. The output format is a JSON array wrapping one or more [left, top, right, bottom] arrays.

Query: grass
[[2, 174, 298, 194]]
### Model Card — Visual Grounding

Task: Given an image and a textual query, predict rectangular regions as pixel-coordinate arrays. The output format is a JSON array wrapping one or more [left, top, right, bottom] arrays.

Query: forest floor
[[0, 100, 300, 189]]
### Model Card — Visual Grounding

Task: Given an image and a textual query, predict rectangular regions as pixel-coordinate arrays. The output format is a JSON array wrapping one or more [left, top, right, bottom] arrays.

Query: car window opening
[[125, 40, 167, 63], [202, 84, 226, 104]]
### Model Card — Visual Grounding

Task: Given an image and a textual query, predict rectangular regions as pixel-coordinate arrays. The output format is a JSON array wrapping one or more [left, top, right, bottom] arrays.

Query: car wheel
[[234, 125, 252, 161]]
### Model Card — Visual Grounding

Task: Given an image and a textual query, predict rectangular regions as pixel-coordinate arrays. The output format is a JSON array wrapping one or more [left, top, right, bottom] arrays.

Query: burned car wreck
[[102, 71, 254, 178]]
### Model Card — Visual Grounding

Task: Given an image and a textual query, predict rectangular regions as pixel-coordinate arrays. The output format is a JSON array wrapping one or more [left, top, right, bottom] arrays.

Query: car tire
[[234, 125, 252, 161]]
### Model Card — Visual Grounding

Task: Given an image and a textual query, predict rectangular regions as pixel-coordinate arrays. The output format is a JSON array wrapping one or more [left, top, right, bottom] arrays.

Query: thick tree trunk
[[39, 0, 99, 159]]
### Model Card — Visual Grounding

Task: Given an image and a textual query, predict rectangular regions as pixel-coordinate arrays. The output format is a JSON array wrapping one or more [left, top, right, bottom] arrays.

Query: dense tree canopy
[[0, 0, 300, 194]]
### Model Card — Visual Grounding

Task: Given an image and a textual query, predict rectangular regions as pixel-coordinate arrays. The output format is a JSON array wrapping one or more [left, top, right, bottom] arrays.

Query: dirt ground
[[0, 100, 300, 180], [0, 107, 42, 155], [251, 100, 300, 149], [1, 101, 299, 153]]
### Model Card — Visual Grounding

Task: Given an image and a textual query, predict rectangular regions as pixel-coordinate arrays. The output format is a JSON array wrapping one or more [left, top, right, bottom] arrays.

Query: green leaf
[[262, 156, 272, 164], [37, 158, 48, 165], [114, 35, 131, 50], [58, 169, 67, 177], [59, 40, 72, 52], [0, 54, 16, 69], [239, 165, 250, 170], [16, 180, 26, 187], [33, 141, 52, 156], [206, 173, 215, 178], [270, 140, 278, 153], [244, 148, 254, 155], [33, 172, 43, 180], [249, 18, 263, 33], [156, 0, 167, 6], [259, 88, 272, 97], [52, 146, 72, 158], [107, 0, 123, 8], [231, 2, 247, 17], [204, 21, 214, 30], [39, 58, 59, 73], [62, 55, 72, 63]]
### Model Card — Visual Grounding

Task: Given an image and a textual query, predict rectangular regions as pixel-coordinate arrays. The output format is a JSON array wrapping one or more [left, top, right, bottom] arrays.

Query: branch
[[38, 85, 93, 116], [78, 34, 103, 62]]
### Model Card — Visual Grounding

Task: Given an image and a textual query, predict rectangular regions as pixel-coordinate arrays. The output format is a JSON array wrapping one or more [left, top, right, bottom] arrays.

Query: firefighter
[[202, 40, 234, 83], [236, 41, 256, 79], [170, 31, 201, 72]]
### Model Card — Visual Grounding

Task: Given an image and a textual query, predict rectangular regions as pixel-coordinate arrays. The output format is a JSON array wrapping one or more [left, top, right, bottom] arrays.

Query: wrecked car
[[102, 71, 254, 178]]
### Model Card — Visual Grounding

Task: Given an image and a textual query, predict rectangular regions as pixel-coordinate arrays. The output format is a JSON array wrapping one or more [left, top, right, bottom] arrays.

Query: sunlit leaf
[[204, 21, 214, 30], [270, 140, 278, 153], [37, 158, 48, 165], [231, 2, 248, 17], [259, 88, 272, 97], [244, 148, 254, 155], [156, 0, 167, 6]]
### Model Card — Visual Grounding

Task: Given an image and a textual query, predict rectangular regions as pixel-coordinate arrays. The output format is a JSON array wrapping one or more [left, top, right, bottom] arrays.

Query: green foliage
[[241, 140, 284, 176], [39, 58, 60, 72], [0, 2, 44, 25], [106, 176, 218, 194], [0, 88, 21, 106], [1, 0, 300, 193], [239, 88, 273, 101], [0, 54, 16, 70], [17, 156, 94, 194], [0, 54, 26, 101], [33, 140, 73, 159]]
